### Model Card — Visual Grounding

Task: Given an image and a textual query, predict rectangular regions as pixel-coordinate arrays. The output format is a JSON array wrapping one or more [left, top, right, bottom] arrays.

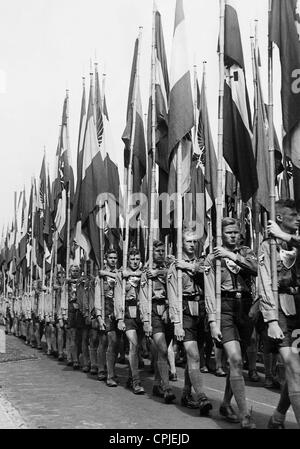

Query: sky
[[0, 0, 282, 233]]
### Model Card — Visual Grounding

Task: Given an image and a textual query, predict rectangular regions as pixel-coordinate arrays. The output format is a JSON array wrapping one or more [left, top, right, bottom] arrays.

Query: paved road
[[0, 335, 297, 429]]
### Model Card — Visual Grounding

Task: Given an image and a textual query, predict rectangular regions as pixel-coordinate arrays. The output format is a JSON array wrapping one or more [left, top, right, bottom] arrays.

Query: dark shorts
[[151, 304, 174, 344], [67, 309, 85, 329], [102, 316, 117, 334], [262, 306, 300, 353], [220, 298, 253, 350], [182, 300, 206, 343]]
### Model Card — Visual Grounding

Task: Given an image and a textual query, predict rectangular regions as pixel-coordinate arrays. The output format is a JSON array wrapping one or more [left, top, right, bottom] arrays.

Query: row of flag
[[0, 0, 299, 294]]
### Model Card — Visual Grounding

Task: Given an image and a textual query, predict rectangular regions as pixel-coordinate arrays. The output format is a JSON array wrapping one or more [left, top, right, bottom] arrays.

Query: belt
[[221, 291, 251, 300], [183, 294, 202, 302], [278, 287, 299, 295]]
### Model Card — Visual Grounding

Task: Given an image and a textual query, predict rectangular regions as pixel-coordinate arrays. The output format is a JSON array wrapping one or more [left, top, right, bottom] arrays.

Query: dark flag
[[223, 0, 258, 203]]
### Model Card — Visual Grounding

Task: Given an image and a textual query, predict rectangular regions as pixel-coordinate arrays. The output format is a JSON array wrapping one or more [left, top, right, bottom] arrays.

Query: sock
[[157, 360, 170, 392], [183, 365, 192, 396], [188, 368, 204, 401], [277, 382, 290, 416], [230, 375, 248, 418], [129, 349, 139, 382], [106, 350, 116, 379], [289, 392, 300, 427], [222, 374, 233, 407]]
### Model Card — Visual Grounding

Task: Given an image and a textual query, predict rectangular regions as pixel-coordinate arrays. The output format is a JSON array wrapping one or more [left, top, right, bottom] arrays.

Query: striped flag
[[122, 35, 146, 194], [79, 74, 108, 266], [168, 0, 194, 196], [271, 0, 300, 210], [223, 0, 258, 203]]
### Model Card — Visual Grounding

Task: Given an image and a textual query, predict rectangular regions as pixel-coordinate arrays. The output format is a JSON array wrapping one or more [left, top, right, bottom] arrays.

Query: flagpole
[[147, 4, 158, 333], [29, 178, 35, 293], [65, 89, 71, 278], [176, 141, 183, 330], [216, 0, 225, 329], [122, 27, 143, 319], [193, 64, 198, 148], [268, 0, 278, 312]]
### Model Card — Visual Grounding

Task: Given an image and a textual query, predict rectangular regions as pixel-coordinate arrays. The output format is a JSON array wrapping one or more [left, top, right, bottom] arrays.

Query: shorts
[[262, 306, 300, 353], [151, 303, 174, 344], [220, 298, 253, 350], [182, 300, 206, 343], [67, 309, 85, 329], [102, 316, 117, 334]]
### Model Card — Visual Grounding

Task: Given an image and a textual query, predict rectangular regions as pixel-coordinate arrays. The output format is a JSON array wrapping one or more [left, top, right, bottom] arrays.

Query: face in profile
[[278, 207, 300, 233], [128, 254, 141, 271]]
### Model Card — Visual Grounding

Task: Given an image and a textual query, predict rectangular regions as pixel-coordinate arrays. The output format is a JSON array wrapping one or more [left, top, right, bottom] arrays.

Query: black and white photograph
[[0, 0, 299, 435]]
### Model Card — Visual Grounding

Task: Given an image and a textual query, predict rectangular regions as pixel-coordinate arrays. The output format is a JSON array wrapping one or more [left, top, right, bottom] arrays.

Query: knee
[[285, 358, 300, 381], [228, 355, 243, 372]]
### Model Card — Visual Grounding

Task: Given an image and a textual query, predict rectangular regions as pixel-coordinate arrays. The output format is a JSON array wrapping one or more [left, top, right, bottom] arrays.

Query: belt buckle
[[235, 292, 242, 299]]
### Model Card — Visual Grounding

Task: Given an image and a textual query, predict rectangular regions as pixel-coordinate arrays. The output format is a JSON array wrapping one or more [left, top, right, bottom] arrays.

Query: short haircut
[[222, 217, 241, 230], [105, 249, 118, 258], [275, 199, 296, 217], [153, 240, 164, 249], [128, 248, 141, 258], [182, 228, 198, 242]]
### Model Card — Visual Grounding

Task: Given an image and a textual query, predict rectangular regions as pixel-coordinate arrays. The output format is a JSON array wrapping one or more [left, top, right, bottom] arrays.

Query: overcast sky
[[0, 0, 282, 233]]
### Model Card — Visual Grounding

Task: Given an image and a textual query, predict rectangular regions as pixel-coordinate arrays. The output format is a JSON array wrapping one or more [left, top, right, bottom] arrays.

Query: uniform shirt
[[182, 257, 205, 297], [139, 262, 168, 323], [204, 246, 257, 324], [125, 274, 141, 302], [258, 239, 300, 322]]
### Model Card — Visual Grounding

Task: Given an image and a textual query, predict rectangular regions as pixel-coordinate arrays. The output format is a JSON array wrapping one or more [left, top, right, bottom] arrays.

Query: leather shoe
[[198, 394, 212, 416], [267, 415, 285, 429], [132, 381, 145, 395], [106, 378, 118, 387], [152, 385, 164, 398], [215, 368, 227, 377], [200, 366, 209, 373], [248, 370, 260, 382], [73, 362, 80, 370], [241, 414, 256, 429], [82, 365, 90, 373], [219, 405, 239, 423], [97, 371, 107, 381], [164, 388, 176, 404], [264, 376, 274, 389], [169, 372, 177, 382], [90, 366, 98, 375], [181, 393, 199, 409]]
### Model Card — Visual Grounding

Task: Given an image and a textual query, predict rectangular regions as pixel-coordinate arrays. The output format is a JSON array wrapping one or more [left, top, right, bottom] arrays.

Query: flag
[[168, 0, 194, 197], [71, 79, 91, 257], [223, 0, 258, 203], [122, 35, 147, 194], [148, 5, 170, 195], [79, 74, 108, 266], [198, 71, 218, 210], [270, 0, 300, 210]]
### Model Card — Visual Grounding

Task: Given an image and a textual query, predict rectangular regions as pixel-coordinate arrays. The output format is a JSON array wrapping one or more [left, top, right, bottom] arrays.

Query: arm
[[258, 241, 278, 323], [214, 246, 257, 275], [267, 220, 300, 247], [204, 255, 222, 343]]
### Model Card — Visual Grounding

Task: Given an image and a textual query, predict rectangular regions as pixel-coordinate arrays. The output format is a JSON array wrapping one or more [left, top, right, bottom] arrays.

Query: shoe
[[267, 415, 285, 429], [52, 351, 58, 358], [198, 394, 213, 416], [181, 393, 199, 409], [58, 355, 64, 362], [200, 366, 209, 373], [241, 414, 256, 429], [106, 378, 118, 387], [73, 362, 80, 370], [152, 385, 164, 398], [66, 360, 73, 367], [169, 372, 178, 382], [264, 376, 274, 389], [90, 366, 98, 375], [132, 381, 145, 395], [82, 365, 90, 373], [164, 388, 176, 404], [219, 405, 240, 423], [37, 346, 43, 350], [248, 370, 260, 382], [46, 349, 52, 356], [215, 368, 227, 377], [97, 371, 107, 381]]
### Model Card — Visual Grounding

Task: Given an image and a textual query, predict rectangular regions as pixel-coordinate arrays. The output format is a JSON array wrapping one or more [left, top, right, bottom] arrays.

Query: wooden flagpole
[[193, 64, 198, 149], [65, 89, 71, 278], [147, 3, 158, 333], [122, 27, 143, 320], [29, 177, 36, 293], [216, 0, 225, 329], [268, 0, 278, 313], [177, 141, 183, 331]]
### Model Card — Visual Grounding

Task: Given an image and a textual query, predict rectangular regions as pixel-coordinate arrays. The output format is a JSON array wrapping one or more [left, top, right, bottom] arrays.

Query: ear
[[276, 214, 283, 224]]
